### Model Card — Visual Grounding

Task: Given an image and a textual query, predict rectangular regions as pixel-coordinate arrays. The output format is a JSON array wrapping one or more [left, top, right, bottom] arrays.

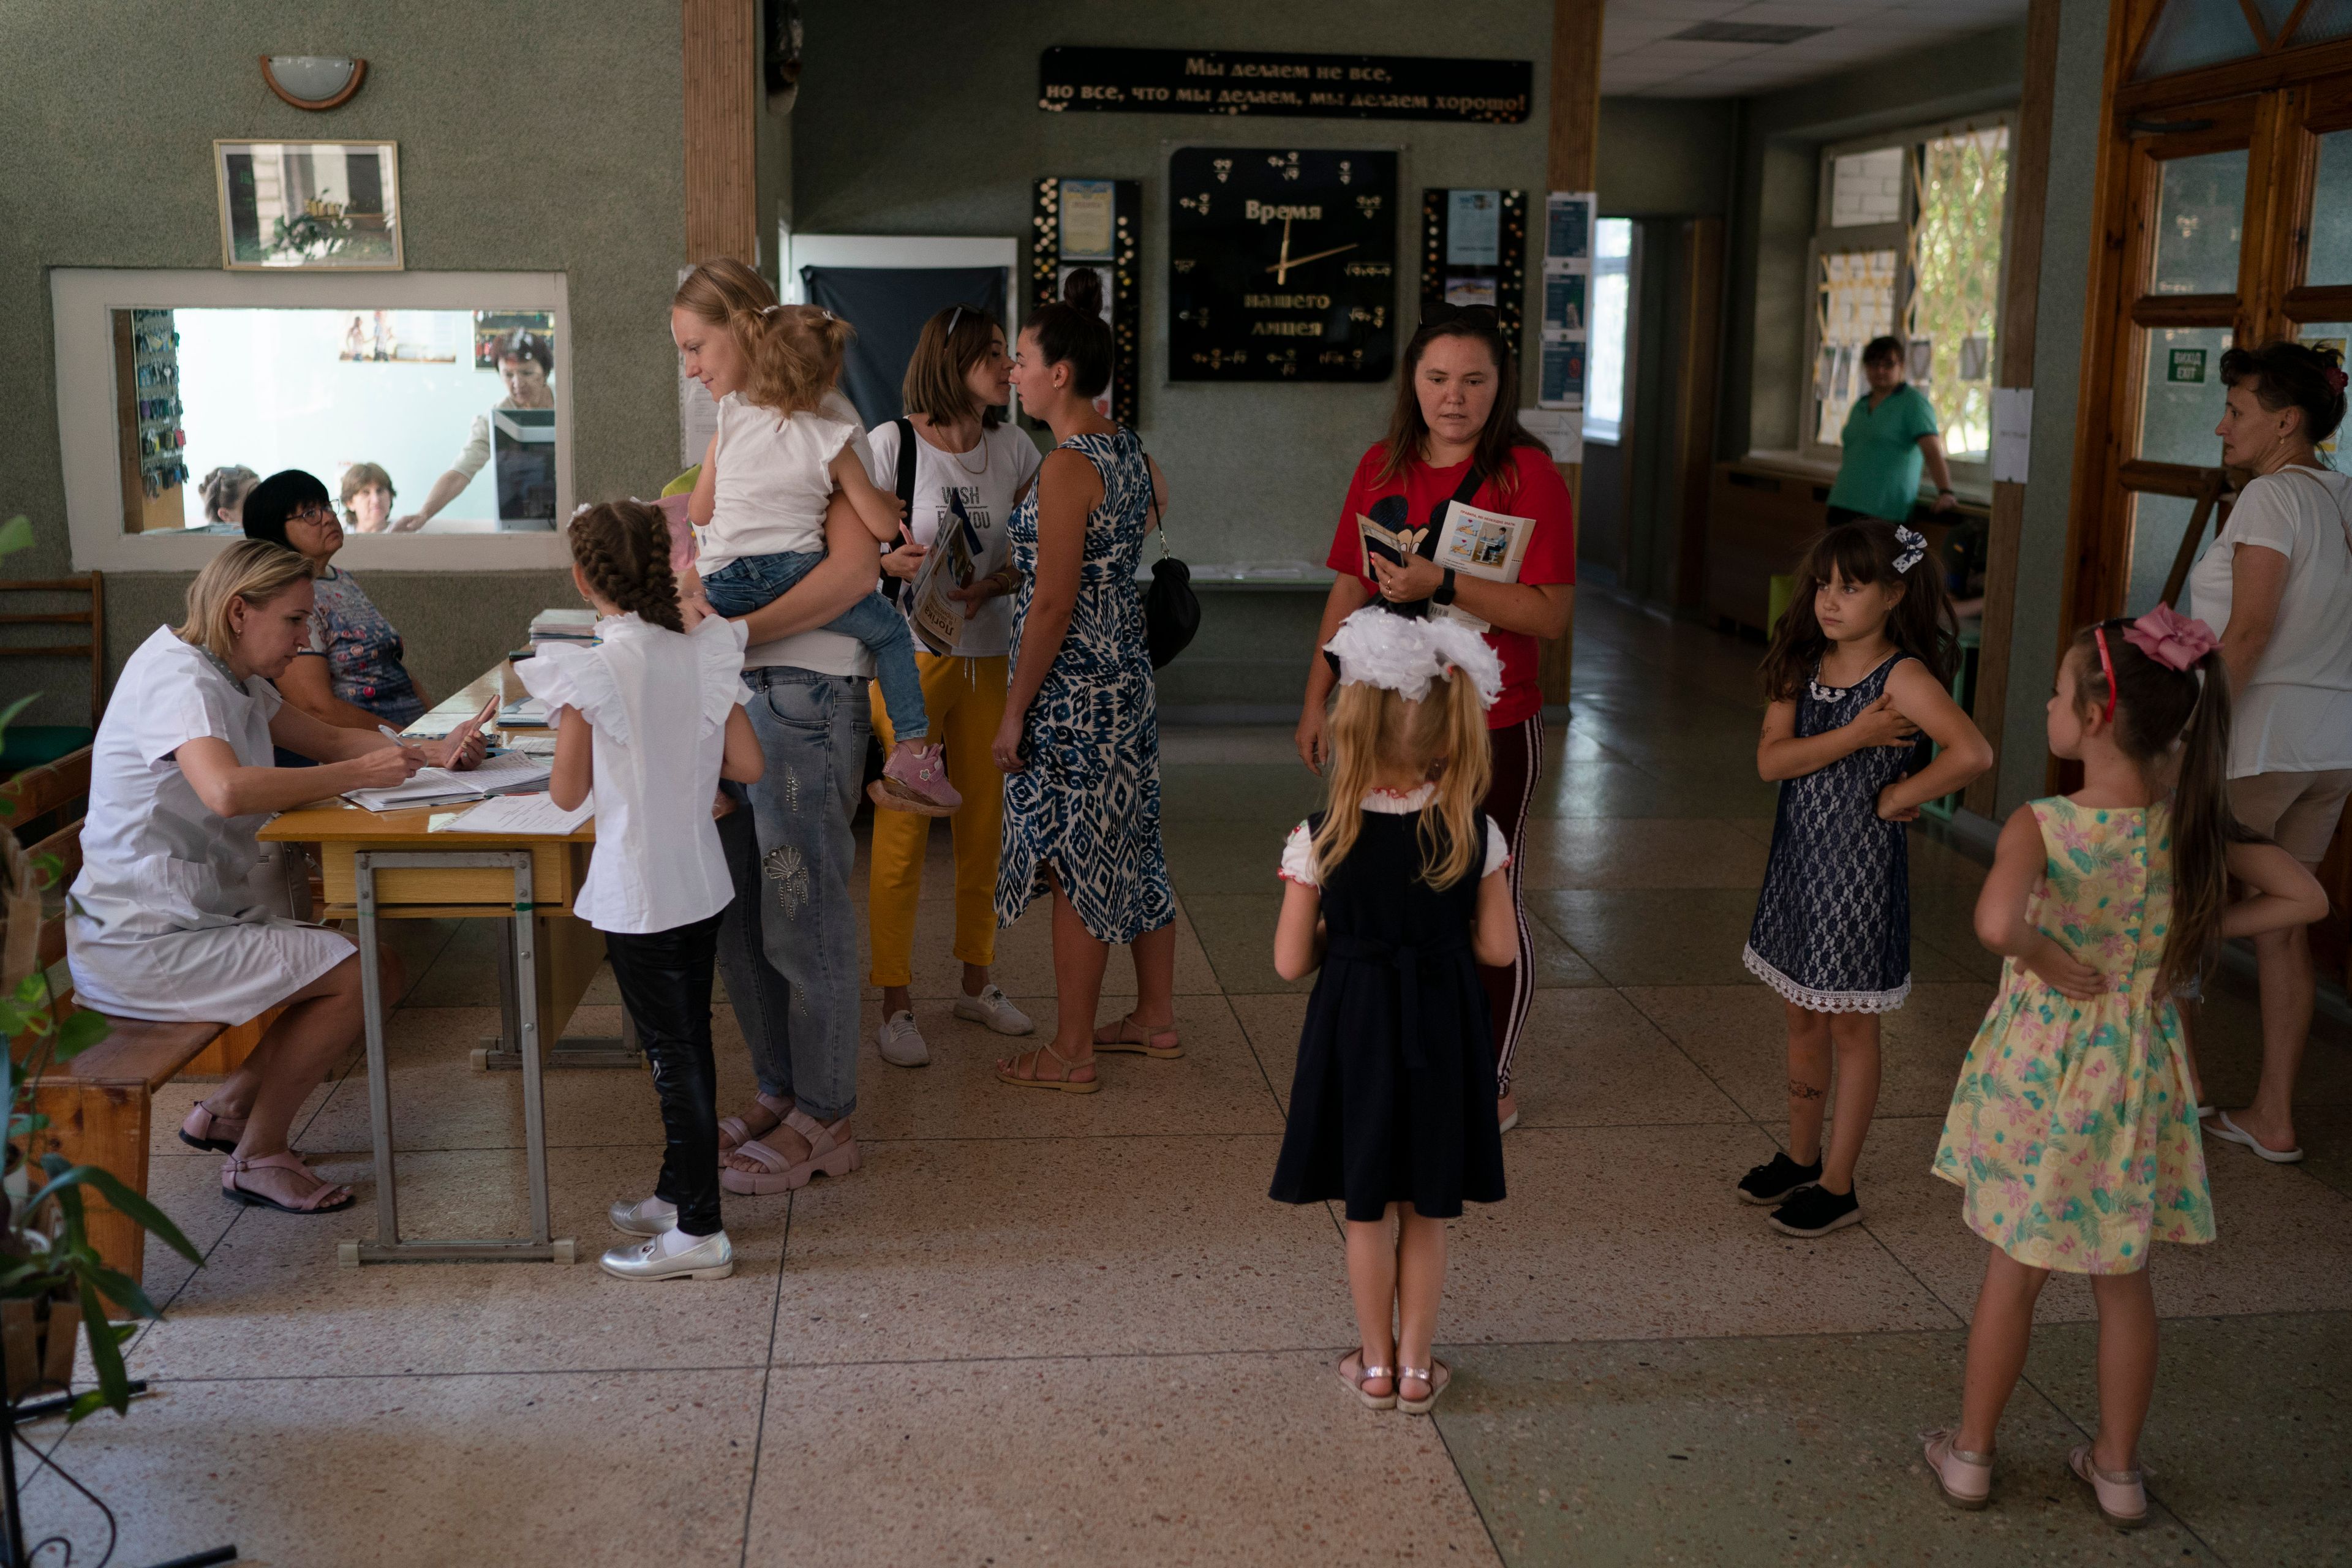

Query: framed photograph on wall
[[1421, 189, 1526, 342], [214, 140, 402, 271]]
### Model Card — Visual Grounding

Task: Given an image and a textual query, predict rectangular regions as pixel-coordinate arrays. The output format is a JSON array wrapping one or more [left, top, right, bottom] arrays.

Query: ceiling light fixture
[[260, 55, 368, 111], [1668, 22, 1830, 45]]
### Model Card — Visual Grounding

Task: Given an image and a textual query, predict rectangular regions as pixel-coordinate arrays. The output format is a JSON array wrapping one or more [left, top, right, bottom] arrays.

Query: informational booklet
[[344, 748, 552, 813], [1428, 500, 1536, 634], [434, 791, 594, 835], [906, 493, 986, 657]]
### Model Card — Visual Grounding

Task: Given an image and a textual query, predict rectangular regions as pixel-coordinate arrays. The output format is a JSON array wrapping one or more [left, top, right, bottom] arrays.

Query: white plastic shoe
[[953, 985, 1035, 1036], [599, 1228, 734, 1282], [876, 1009, 930, 1067], [609, 1194, 678, 1237]]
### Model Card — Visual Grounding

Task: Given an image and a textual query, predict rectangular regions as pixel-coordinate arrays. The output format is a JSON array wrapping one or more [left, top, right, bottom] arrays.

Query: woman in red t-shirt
[[1295, 307, 1575, 1131]]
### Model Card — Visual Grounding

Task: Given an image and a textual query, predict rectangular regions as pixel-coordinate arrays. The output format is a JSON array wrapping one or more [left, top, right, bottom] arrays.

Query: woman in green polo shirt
[[1827, 336, 1958, 524]]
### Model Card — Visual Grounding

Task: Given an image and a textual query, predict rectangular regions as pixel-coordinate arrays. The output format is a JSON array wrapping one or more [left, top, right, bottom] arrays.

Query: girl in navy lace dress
[[1271, 608, 1517, 1415], [1738, 521, 1991, 1237]]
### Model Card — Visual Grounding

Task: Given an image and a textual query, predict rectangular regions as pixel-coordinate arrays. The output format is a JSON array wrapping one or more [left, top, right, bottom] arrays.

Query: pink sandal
[[1091, 1014, 1182, 1060], [718, 1091, 791, 1155], [179, 1100, 247, 1155], [1336, 1349, 1397, 1411], [222, 1152, 354, 1214], [719, 1109, 860, 1195], [1921, 1429, 1992, 1509], [2068, 1445, 2149, 1530]]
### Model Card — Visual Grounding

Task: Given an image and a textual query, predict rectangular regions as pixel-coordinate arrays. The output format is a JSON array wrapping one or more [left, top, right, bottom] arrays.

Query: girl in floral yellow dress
[[1921, 605, 2326, 1529]]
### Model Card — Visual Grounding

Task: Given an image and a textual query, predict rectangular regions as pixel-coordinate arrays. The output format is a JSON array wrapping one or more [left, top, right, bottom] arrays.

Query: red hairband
[[2093, 626, 2119, 723]]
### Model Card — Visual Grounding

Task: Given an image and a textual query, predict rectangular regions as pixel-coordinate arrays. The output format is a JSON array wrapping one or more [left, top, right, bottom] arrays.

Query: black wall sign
[[1040, 47, 1531, 125]]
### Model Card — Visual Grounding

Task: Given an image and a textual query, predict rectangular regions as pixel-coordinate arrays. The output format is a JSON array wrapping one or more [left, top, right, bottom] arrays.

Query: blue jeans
[[712, 666, 868, 1123], [701, 551, 928, 741]]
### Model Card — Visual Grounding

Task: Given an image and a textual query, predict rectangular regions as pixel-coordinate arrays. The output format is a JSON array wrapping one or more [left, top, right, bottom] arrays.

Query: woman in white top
[[519, 502, 764, 1283], [69, 541, 483, 1214], [389, 328, 557, 532], [862, 306, 1043, 1067], [2189, 340, 2352, 1163]]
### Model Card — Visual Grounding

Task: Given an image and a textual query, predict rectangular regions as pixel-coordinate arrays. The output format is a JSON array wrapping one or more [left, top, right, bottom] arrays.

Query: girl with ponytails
[[1921, 606, 2324, 1527], [1739, 519, 1993, 1236], [1270, 608, 1517, 1415], [672, 258, 960, 814]]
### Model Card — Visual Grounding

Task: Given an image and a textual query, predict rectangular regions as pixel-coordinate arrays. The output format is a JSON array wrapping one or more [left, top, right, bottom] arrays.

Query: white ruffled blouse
[[1278, 784, 1511, 889], [516, 612, 751, 934]]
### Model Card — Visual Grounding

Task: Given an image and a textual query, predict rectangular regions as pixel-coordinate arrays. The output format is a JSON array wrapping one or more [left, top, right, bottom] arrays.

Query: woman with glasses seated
[[243, 469, 433, 734], [1292, 304, 1578, 1135]]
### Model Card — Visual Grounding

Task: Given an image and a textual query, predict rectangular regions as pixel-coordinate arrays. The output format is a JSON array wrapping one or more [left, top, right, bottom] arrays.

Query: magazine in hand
[[906, 494, 985, 657], [1428, 500, 1536, 634], [1356, 512, 1436, 576]]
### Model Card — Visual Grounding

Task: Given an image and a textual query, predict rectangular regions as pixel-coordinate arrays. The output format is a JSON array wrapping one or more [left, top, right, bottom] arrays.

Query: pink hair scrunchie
[[2123, 603, 2219, 671]]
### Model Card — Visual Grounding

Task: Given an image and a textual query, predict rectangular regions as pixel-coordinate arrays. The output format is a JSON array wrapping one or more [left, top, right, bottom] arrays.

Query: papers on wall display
[[435, 792, 594, 836], [906, 493, 986, 656], [1991, 388, 2034, 484], [344, 749, 552, 813], [1539, 191, 1594, 412]]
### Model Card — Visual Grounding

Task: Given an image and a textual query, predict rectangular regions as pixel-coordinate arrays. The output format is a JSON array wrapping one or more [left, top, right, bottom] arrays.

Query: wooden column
[[1672, 216, 1725, 610], [682, 0, 760, 263], [1961, 0, 2061, 819], [1539, 0, 1604, 705]]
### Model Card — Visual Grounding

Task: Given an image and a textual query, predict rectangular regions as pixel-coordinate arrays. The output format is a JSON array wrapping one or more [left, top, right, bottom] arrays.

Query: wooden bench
[[6, 757, 276, 1295]]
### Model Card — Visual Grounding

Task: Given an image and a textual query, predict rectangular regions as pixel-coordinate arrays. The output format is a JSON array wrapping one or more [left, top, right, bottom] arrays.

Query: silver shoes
[[609, 1196, 679, 1237], [599, 1229, 734, 1282]]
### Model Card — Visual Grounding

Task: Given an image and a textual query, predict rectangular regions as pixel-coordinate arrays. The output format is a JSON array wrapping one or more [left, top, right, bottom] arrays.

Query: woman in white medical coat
[[67, 540, 483, 1213]]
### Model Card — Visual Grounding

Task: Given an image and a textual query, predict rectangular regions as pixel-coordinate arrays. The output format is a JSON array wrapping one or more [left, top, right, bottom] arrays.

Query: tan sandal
[[995, 1039, 1100, 1094], [1396, 1359, 1450, 1415], [1091, 1013, 1182, 1059], [1336, 1349, 1396, 1411]]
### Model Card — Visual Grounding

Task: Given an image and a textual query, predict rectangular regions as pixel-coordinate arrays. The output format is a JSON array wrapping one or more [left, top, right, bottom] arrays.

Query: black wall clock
[[1168, 146, 1397, 382]]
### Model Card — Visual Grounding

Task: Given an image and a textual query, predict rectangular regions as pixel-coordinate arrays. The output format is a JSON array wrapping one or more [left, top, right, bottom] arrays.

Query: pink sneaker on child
[[870, 743, 961, 816]]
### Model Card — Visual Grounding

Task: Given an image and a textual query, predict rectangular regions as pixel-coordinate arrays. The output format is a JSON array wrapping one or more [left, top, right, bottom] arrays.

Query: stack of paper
[[529, 608, 598, 643], [435, 792, 593, 835], [345, 749, 552, 813], [499, 698, 552, 731]]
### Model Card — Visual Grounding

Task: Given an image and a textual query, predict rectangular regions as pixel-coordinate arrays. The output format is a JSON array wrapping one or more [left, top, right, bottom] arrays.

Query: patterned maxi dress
[[1932, 799, 2213, 1273], [1742, 652, 1918, 1011], [995, 428, 1175, 946]]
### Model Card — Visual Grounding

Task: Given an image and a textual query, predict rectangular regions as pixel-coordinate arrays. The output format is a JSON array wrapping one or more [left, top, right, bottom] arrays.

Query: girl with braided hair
[[517, 500, 767, 1282]]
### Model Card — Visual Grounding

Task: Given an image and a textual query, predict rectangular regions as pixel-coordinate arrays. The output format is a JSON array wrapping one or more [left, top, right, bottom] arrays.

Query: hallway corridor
[[28, 594, 2352, 1567]]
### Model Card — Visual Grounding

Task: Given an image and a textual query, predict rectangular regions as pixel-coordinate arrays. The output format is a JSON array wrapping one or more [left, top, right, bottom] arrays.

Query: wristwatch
[[1433, 567, 1458, 606]]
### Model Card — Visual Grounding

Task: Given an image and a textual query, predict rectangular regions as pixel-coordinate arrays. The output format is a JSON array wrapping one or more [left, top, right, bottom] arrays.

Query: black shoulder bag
[[1132, 433, 1198, 668], [882, 416, 919, 608]]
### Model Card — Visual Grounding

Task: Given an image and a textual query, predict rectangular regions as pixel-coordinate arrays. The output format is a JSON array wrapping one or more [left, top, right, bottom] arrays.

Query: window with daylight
[[1583, 218, 1634, 443], [1801, 115, 2011, 473]]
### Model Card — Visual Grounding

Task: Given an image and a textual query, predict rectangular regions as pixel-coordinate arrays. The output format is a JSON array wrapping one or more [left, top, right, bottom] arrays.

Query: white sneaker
[[599, 1228, 733, 1282], [953, 984, 1035, 1036], [876, 1009, 930, 1067]]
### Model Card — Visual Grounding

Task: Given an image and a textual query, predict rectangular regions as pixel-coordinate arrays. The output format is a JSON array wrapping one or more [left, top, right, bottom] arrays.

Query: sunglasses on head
[[1421, 302, 1501, 331]]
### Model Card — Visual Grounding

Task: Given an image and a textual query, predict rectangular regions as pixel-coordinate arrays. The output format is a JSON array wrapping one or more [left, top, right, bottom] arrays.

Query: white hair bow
[[1324, 606, 1502, 708]]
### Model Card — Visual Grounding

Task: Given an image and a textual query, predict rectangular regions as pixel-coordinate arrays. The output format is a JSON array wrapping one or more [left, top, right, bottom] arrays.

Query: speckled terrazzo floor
[[22, 593, 2352, 1566]]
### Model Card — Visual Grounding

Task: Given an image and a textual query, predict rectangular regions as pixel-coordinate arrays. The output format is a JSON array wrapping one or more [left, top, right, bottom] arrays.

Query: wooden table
[[260, 660, 614, 1268]]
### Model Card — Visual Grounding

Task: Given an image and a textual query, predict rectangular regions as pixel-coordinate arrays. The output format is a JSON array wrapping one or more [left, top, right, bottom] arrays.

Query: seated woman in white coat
[[67, 540, 484, 1214]]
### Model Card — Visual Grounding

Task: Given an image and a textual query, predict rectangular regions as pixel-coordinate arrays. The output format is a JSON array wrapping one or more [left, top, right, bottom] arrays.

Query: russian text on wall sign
[[1039, 47, 1532, 124]]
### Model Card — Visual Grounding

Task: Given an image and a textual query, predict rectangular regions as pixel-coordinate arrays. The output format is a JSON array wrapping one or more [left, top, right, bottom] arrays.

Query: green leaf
[[75, 1285, 132, 1418], [71, 1259, 159, 1322], [0, 692, 37, 739], [0, 516, 31, 557], [31, 1155, 204, 1265], [63, 1389, 111, 1425], [51, 1007, 110, 1062]]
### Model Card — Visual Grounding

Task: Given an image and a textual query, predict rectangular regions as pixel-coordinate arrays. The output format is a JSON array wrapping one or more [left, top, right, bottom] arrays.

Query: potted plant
[[0, 514, 201, 1421]]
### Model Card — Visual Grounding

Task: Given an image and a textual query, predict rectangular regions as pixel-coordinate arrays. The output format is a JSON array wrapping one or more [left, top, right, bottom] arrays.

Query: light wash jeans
[[712, 665, 869, 1123]]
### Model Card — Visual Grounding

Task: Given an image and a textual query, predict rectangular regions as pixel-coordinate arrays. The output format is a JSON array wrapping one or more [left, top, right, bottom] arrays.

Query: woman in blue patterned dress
[[989, 295, 1175, 1093]]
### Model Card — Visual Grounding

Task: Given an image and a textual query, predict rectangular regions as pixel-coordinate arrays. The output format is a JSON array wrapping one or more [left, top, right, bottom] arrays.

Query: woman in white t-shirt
[[2188, 340, 2352, 1163], [862, 306, 1044, 1066]]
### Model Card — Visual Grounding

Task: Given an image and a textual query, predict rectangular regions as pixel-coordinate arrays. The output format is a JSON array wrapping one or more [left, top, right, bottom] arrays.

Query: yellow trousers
[[866, 651, 1008, 987]]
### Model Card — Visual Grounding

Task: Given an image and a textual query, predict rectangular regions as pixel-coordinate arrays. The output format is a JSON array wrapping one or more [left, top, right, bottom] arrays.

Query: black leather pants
[[603, 911, 726, 1237]]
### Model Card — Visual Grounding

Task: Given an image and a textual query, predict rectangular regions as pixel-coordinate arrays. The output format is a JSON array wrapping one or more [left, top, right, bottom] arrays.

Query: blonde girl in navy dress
[[1738, 521, 1992, 1237], [1271, 608, 1517, 1415]]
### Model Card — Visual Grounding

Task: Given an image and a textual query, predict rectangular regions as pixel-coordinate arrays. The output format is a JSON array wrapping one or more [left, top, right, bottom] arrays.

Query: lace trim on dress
[[1742, 943, 1911, 1014]]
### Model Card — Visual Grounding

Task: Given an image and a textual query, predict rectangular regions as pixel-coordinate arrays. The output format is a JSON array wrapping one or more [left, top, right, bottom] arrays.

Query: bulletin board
[[1419, 189, 1526, 342], [1031, 176, 1142, 425]]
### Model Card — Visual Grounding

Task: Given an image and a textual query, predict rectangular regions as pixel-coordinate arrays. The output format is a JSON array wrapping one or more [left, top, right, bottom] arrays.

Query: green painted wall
[[0, 1, 687, 716]]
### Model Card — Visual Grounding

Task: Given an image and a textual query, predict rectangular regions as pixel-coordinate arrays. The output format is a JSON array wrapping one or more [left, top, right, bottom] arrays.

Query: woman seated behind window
[[339, 461, 398, 534], [243, 469, 429, 729]]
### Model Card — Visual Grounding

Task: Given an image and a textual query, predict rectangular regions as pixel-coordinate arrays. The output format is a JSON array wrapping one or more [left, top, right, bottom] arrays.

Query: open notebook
[[343, 748, 552, 813]]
